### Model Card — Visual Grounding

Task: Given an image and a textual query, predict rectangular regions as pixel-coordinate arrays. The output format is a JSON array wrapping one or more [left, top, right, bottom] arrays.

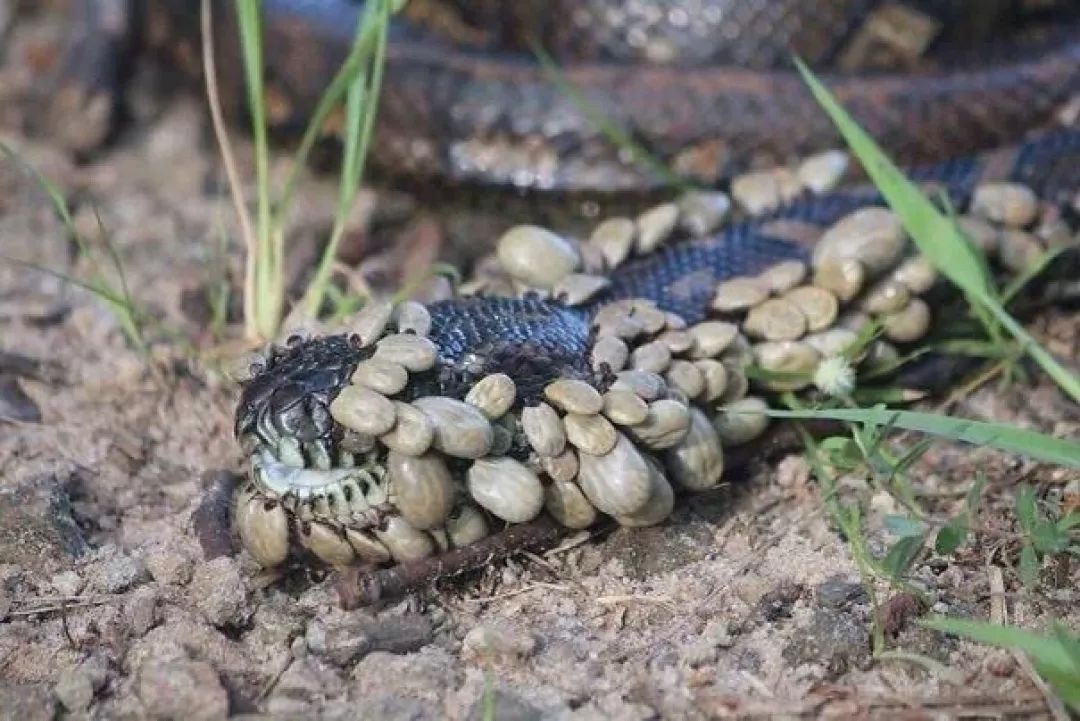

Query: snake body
[[53, 0, 1080, 191], [232, 130, 1080, 588]]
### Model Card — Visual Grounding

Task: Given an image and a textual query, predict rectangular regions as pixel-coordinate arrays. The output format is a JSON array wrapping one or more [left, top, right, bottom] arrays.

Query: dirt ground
[[1, 8, 1079, 721]]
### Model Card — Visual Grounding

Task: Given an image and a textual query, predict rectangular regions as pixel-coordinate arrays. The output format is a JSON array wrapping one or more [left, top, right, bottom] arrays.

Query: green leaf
[[881, 535, 924, 579], [922, 620, 1073, 672], [1033, 662, 1080, 712], [884, 515, 926, 538], [964, 475, 989, 515], [764, 407, 1080, 468], [1055, 626, 1080, 671], [1016, 485, 1038, 534], [1031, 521, 1069, 554], [818, 436, 862, 467], [851, 385, 928, 404], [888, 437, 934, 479], [744, 364, 812, 386], [934, 517, 968, 555], [1057, 512, 1080, 532], [1019, 543, 1040, 589]]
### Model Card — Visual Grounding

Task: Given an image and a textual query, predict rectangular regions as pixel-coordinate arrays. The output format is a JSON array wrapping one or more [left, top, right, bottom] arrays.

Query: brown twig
[[257, 653, 293, 704], [6, 596, 116, 617], [336, 516, 566, 608], [331, 427, 829, 609]]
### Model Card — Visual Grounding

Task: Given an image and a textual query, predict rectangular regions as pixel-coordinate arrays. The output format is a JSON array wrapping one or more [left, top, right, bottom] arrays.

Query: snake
[[42, 1, 1080, 599], [227, 129, 1080, 603], [49, 0, 1080, 191]]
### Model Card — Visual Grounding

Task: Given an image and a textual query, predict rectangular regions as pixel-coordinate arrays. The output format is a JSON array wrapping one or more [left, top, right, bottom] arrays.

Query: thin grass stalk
[[235, 0, 278, 339], [298, 0, 391, 317], [0, 143, 148, 354], [270, 30, 377, 233], [766, 406, 1080, 467], [200, 0, 259, 340]]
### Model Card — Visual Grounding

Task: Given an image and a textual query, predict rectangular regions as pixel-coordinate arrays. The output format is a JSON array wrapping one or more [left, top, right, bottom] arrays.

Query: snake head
[[229, 295, 605, 570]]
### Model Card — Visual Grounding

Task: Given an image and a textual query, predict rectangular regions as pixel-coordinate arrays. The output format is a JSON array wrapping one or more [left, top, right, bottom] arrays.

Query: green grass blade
[[0, 255, 128, 307], [1, 143, 147, 350], [793, 59, 993, 300], [273, 0, 394, 231], [91, 205, 140, 331], [299, 0, 390, 317], [999, 246, 1069, 304], [763, 407, 1080, 468], [0, 143, 75, 228], [983, 306, 1080, 402], [920, 617, 1080, 680], [235, 0, 278, 338], [793, 59, 1080, 404]]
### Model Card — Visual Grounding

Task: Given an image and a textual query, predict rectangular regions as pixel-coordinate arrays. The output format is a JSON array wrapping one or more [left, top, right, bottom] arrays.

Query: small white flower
[[814, 355, 856, 397]]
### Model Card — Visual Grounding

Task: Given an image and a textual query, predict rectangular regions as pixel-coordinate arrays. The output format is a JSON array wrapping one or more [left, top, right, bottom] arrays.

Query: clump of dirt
[[1, 9, 1078, 720]]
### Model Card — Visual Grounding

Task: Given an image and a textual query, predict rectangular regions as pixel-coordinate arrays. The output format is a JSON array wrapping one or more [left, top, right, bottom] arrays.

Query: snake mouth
[[228, 142, 1079, 574]]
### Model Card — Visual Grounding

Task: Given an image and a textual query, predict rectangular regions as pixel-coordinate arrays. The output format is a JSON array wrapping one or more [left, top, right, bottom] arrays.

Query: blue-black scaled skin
[[235, 131, 1080, 450]]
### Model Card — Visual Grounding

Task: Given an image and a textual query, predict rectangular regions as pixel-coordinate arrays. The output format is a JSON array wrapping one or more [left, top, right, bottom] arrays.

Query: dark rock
[[0, 375, 40, 422], [815, 575, 868, 610], [305, 613, 433, 667], [191, 471, 240, 561], [755, 581, 805, 622], [0, 351, 64, 384], [0, 474, 86, 569], [782, 606, 871, 677], [466, 689, 543, 721]]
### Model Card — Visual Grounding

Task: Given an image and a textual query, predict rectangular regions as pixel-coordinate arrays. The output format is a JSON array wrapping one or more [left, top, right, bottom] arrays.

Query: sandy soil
[[1, 7, 1078, 721]]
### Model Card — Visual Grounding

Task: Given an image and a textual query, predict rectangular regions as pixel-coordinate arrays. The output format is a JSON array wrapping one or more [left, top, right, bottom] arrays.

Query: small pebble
[[461, 622, 537, 663], [137, 659, 229, 721], [188, 557, 248, 628]]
